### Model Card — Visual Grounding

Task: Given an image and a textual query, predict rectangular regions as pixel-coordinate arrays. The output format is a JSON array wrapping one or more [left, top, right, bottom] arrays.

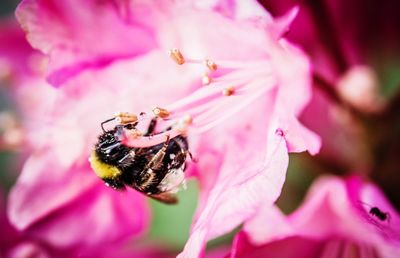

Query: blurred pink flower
[[115, 2, 318, 257], [13, 0, 321, 257], [0, 18, 40, 83], [230, 176, 400, 258], [261, 0, 400, 82], [259, 0, 400, 174], [2, 9, 152, 253], [1, 185, 172, 258]]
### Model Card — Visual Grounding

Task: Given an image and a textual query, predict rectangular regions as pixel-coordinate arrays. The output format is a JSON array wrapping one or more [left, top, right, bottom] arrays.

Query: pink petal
[[300, 89, 368, 168], [0, 190, 18, 252], [16, 0, 156, 86], [231, 176, 400, 258], [8, 150, 149, 247], [178, 128, 289, 258], [243, 205, 294, 245], [156, 6, 275, 60], [8, 150, 97, 230], [193, 0, 274, 22], [230, 232, 322, 258], [0, 17, 40, 81], [268, 7, 299, 39], [6, 241, 53, 258], [275, 113, 321, 155], [26, 185, 149, 248]]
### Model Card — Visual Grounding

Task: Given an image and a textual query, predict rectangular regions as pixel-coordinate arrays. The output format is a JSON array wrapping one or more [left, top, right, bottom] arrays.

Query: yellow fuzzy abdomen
[[89, 151, 121, 179]]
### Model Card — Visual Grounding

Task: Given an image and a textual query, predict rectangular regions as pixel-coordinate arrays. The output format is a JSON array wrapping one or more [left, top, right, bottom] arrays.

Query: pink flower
[[13, 0, 320, 256], [230, 176, 400, 258], [109, 2, 318, 257]]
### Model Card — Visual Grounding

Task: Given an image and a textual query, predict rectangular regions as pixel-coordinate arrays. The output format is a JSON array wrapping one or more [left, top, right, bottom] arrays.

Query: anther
[[202, 74, 212, 85], [182, 115, 193, 125], [222, 86, 235, 96], [204, 59, 218, 71], [152, 107, 171, 119], [126, 129, 143, 139], [175, 115, 193, 134], [114, 112, 138, 124], [168, 48, 185, 65]]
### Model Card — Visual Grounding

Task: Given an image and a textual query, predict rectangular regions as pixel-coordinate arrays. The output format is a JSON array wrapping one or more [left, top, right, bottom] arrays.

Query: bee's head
[[95, 122, 135, 164], [89, 115, 139, 190]]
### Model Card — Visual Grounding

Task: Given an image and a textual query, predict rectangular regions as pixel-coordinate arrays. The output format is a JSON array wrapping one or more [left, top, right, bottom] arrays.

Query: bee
[[89, 114, 190, 204]]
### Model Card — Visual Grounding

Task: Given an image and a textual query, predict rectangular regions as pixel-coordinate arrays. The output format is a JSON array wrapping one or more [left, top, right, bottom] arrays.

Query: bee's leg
[[187, 151, 197, 162], [169, 152, 187, 169], [386, 212, 392, 223], [137, 136, 170, 190], [144, 117, 158, 136], [144, 135, 170, 171]]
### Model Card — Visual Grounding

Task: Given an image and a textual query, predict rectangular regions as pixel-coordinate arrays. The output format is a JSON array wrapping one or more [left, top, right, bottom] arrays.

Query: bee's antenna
[[101, 118, 116, 132], [358, 200, 373, 208]]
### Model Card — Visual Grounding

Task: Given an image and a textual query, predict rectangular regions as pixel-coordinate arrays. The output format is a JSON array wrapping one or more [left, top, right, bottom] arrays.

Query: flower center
[[119, 48, 275, 148]]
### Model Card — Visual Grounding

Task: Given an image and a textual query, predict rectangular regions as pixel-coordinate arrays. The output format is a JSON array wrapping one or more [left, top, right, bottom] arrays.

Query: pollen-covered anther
[[152, 107, 171, 119], [204, 59, 218, 71], [175, 115, 193, 134], [202, 74, 212, 85], [126, 128, 143, 139], [114, 112, 138, 124], [182, 114, 193, 125], [222, 86, 235, 96], [168, 48, 185, 65]]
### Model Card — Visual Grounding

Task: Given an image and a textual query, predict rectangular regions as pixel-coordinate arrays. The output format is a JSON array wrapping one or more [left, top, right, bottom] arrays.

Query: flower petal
[[230, 232, 322, 258], [26, 185, 149, 247], [243, 176, 400, 257], [178, 126, 289, 258], [16, 0, 156, 86], [8, 150, 97, 230]]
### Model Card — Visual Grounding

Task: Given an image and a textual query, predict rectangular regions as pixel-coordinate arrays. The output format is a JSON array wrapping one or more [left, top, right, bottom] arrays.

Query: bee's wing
[[149, 192, 178, 204]]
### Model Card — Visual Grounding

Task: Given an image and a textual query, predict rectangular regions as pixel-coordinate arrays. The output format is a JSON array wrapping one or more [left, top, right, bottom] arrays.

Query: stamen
[[123, 130, 181, 148], [123, 53, 274, 148], [114, 112, 138, 124], [202, 74, 212, 85], [125, 128, 143, 138], [152, 107, 171, 119], [183, 115, 193, 125], [222, 86, 235, 96], [174, 115, 193, 134], [204, 59, 218, 71], [168, 48, 185, 65]]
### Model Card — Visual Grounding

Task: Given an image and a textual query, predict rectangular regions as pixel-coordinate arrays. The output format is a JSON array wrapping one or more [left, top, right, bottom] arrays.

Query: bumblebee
[[89, 115, 190, 204]]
